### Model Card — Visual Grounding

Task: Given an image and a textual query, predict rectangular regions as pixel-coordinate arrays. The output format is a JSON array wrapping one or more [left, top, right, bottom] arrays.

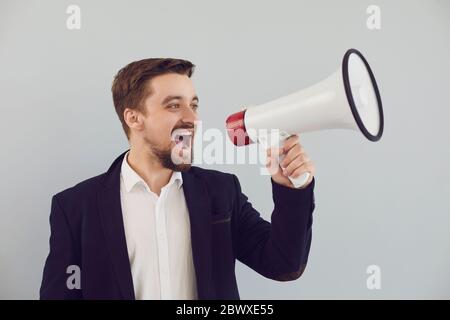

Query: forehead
[[146, 73, 196, 101]]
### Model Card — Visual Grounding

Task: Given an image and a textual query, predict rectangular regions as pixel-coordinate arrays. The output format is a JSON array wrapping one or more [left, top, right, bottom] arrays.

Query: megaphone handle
[[259, 132, 311, 189], [278, 153, 311, 188]]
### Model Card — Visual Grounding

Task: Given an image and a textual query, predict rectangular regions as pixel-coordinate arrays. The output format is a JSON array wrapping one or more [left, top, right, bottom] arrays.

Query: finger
[[280, 144, 303, 168], [290, 161, 314, 179], [283, 154, 310, 177], [284, 143, 305, 161], [265, 157, 280, 175], [282, 134, 300, 151]]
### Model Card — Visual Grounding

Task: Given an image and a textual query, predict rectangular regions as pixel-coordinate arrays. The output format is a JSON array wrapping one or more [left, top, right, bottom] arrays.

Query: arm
[[40, 195, 81, 299], [233, 174, 315, 281]]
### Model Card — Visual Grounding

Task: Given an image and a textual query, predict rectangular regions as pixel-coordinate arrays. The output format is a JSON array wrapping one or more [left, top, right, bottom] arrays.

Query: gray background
[[1, 0, 449, 299]]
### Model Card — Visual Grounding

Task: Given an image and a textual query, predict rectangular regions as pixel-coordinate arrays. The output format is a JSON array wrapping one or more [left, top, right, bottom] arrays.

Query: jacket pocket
[[211, 210, 232, 225]]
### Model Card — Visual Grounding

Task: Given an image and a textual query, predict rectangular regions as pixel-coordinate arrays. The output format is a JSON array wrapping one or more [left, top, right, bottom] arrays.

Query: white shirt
[[120, 152, 198, 300]]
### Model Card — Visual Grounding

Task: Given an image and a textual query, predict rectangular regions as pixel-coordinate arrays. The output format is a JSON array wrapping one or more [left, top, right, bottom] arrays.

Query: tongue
[[181, 135, 191, 149], [172, 131, 192, 149]]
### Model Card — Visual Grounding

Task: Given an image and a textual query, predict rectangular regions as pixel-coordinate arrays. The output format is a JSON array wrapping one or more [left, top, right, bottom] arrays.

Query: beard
[[144, 135, 194, 172]]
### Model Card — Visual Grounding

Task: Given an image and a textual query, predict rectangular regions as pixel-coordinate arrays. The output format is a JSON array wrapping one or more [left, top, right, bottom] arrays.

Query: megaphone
[[226, 48, 384, 188]]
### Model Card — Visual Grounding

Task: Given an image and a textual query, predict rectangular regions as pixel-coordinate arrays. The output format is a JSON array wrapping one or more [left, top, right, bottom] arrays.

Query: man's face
[[134, 73, 199, 171]]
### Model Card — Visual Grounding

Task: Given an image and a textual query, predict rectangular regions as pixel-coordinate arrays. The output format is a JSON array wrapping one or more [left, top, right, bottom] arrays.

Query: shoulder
[[47, 172, 108, 238], [53, 172, 106, 205]]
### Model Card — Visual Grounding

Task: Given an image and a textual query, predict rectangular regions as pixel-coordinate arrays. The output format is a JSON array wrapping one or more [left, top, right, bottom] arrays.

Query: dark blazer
[[40, 150, 315, 300]]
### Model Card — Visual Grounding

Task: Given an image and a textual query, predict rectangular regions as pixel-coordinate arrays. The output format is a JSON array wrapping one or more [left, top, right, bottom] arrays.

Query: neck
[[127, 145, 172, 196]]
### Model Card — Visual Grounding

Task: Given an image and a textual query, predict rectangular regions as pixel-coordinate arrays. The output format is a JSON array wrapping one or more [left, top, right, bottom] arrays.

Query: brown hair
[[111, 58, 195, 138]]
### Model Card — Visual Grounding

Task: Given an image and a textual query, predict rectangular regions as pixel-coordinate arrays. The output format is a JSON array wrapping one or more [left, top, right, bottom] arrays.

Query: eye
[[191, 104, 199, 111], [167, 104, 180, 109]]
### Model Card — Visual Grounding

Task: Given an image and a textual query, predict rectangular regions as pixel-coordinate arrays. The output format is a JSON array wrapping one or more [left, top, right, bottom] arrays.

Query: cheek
[[144, 113, 177, 140]]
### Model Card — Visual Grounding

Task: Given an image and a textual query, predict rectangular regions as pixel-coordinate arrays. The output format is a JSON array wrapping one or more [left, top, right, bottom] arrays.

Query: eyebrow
[[162, 95, 199, 105]]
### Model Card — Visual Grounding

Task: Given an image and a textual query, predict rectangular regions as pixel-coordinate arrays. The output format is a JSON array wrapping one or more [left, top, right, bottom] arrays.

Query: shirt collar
[[121, 151, 183, 193]]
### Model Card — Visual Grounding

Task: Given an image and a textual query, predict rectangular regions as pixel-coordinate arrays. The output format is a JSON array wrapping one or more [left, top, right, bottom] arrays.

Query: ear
[[123, 108, 144, 133]]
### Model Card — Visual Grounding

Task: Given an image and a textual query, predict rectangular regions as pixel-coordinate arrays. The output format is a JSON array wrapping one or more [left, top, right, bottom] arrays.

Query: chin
[[161, 156, 193, 172]]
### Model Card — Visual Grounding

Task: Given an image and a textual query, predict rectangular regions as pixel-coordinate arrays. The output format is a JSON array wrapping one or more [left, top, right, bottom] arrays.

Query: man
[[40, 58, 316, 300]]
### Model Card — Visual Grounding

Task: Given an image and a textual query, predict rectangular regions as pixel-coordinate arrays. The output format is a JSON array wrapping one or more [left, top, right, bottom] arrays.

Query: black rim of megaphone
[[342, 48, 384, 142]]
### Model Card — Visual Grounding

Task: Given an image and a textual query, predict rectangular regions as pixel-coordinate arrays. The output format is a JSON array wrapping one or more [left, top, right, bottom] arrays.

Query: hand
[[266, 134, 315, 189]]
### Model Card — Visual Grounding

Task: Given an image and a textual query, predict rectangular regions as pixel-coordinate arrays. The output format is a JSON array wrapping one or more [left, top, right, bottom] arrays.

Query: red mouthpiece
[[225, 110, 254, 146]]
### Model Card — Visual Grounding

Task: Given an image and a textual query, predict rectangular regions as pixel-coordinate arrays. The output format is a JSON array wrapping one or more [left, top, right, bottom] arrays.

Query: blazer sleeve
[[40, 195, 82, 299], [232, 175, 315, 281]]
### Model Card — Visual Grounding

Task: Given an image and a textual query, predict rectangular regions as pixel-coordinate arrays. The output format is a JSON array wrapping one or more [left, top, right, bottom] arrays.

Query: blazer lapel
[[182, 169, 213, 300], [97, 150, 135, 300]]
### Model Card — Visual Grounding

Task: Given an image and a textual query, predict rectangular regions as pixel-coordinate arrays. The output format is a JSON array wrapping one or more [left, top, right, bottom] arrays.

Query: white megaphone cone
[[226, 48, 384, 188]]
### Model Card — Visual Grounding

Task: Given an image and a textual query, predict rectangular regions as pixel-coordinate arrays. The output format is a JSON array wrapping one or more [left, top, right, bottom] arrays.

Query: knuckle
[[298, 155, 306, 164], [288, 164, 297, 175]]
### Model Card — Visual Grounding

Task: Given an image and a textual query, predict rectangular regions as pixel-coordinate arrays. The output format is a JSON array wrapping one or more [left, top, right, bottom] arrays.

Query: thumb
[[266, 147, 284, 176]]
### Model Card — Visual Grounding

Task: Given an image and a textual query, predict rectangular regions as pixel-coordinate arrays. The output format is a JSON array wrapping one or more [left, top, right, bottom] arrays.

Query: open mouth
[[171, 128, 193, 149]]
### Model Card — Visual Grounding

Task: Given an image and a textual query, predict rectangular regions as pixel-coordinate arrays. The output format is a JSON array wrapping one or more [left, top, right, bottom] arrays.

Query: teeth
[[172, 129, 192, 137]]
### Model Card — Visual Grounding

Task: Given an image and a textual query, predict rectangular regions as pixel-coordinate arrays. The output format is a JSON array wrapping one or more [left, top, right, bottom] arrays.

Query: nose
[[182, 105, 198, 124]]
